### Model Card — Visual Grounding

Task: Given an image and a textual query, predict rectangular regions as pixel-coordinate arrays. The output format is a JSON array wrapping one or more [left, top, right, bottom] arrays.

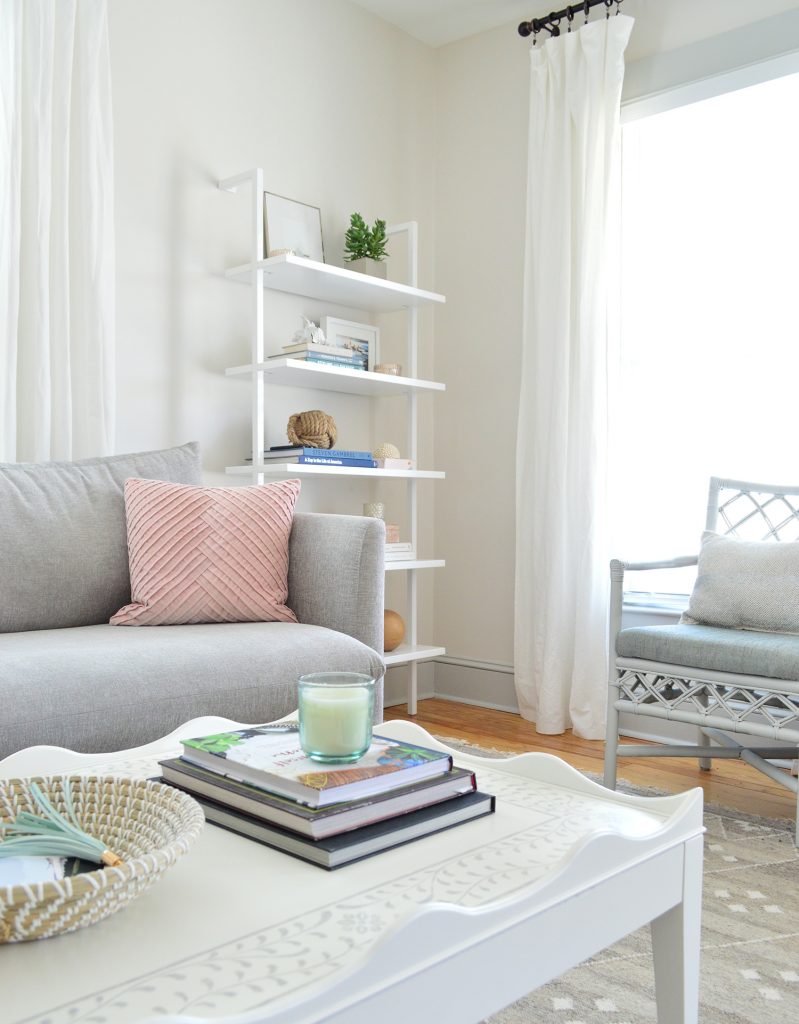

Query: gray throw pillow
[[0, 443, 202, 633], [681, 530, 799, 634]]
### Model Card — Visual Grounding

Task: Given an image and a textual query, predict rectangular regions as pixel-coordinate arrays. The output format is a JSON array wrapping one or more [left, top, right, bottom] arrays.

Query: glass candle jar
[[298, 672, 375, 763]]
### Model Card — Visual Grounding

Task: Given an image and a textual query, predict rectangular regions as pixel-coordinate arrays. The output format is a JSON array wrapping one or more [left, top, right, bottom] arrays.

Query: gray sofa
[[0, 443, 385, 758]]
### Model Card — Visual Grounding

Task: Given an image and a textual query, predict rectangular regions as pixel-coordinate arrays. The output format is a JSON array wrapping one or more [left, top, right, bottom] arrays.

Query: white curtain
[[514, 15, 633, 739], [0, 0, 115, 463]]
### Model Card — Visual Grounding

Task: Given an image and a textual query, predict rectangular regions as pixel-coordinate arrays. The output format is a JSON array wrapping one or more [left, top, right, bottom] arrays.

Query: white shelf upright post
[[219, 169, 265, 484], [387, 221, 421, 714]]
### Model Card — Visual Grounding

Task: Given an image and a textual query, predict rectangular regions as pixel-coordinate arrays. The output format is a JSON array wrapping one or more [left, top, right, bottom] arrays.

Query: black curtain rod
[[519, 0, 621, 38]]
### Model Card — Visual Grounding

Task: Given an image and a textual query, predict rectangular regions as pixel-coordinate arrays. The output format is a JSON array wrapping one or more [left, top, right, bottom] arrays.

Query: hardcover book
[[280, 341, 355, 358], [159, 760, 476, 839], [299, 456, 376, 468], [197, 790, 496, 869], [179, 729, 453, 808]]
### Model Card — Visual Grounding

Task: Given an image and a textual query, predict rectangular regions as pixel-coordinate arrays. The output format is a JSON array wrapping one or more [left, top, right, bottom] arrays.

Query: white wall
[[108, 0, 439, 703], [107, 0, 799, 717], [431, 0, 799, 708]]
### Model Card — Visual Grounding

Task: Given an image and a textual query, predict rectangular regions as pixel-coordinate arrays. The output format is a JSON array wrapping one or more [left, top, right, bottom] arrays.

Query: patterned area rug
[[438, 738, 799, 1024]]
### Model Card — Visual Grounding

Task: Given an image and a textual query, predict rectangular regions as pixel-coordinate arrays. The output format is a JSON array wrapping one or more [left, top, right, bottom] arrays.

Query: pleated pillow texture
[[111, 477, 301, 626]]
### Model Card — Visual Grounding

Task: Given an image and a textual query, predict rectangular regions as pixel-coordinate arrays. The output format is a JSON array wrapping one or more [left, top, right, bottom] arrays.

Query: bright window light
[[615, 70, 799, 599]]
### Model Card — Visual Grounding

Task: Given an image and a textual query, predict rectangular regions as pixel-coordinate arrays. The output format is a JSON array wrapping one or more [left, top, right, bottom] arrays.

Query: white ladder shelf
[[219, 168, 446, 712]]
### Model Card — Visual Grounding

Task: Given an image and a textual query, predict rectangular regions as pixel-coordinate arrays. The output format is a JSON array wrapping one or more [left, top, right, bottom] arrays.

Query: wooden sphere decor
[[383, 609, 405, 652]]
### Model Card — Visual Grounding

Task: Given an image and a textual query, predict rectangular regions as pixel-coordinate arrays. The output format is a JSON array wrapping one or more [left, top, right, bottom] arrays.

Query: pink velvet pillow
[[110, 477, 301, 626]]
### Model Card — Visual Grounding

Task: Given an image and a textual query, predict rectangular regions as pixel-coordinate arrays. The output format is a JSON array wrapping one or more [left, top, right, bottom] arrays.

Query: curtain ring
[[605, 0, 613, 17], [584, 1, 590, 24], [566, 5, 575, 31]]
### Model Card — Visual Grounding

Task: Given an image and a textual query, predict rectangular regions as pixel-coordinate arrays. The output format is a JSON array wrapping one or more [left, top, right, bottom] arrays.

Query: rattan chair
[[604, 477, 799, 842]]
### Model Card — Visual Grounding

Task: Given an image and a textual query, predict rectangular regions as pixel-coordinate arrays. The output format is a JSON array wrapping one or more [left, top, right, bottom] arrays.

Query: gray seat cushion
[[0, 622, 385, 757], [617, 624, 799, 683], [0, 442, 202, 633]]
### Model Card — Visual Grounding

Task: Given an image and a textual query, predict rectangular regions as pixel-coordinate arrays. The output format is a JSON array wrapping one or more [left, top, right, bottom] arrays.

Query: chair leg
[[604, 679, 620, 789], [697, 692, 711, 771], [795, 751, 799, 848], [697, 725, 711, 772]]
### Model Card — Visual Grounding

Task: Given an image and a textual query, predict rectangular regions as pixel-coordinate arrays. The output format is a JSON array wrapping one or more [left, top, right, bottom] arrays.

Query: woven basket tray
[[0, 775, 205, 943]]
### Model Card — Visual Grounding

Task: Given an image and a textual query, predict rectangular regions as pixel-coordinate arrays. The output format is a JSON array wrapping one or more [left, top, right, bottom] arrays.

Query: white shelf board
[[384, 644, 446, 667], [226, 464, 445, 480], [225, 254, 445, 312], [226, 359, 445, 397], [385, 560, 445, 572]]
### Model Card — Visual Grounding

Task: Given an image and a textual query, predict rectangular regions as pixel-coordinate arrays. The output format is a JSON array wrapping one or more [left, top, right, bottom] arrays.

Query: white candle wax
[[300, 686, 372, 757]]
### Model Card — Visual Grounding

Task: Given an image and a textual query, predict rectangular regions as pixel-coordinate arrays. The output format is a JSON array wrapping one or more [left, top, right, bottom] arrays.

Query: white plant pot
[[348, 258, 387, 279]]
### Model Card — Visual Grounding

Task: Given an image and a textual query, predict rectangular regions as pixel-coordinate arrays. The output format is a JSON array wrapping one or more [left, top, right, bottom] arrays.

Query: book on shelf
[[247, 447, 374, 464], [301, 456, 376, 467], [303, 351, 367, 364], [283, 446, 373, 460], [246, 455, 377, 468], [193, 790, 495, 869], [179, 727, 453, 808], [385, 541, 416, 562], [375, 458, 414, 469], [159, 759, 477, 839], [305, 357, 367, 370], [281, 341, 357, 358]]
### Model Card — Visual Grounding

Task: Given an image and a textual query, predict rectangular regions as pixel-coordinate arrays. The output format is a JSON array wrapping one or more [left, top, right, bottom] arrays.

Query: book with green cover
[[179, 728, 453, 808], [159, 758, 476, 839]]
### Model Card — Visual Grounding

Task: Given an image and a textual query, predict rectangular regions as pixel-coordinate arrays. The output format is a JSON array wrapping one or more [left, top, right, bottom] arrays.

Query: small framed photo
[[321, 317, 380, 371], [263, 192, 324, 262]]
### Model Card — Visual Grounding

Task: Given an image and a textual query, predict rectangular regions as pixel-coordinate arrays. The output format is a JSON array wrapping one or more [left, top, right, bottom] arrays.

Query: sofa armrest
[[288, 512, 385, 659]]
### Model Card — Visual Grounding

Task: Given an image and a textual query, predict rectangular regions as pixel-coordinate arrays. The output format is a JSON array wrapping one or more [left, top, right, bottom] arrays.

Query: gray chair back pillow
[[0, 443, 202, 633]]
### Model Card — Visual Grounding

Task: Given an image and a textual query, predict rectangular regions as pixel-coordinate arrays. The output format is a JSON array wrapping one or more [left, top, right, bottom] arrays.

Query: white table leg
[[651, 835, 703, 1024]]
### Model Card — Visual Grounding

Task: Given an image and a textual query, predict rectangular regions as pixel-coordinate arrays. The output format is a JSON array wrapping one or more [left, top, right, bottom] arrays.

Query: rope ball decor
[[287, 410, 338, 449]]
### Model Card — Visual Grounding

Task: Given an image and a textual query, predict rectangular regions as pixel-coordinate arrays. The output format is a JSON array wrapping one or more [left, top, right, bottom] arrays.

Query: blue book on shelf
[[303, 448, 372, 460], [298, 456, 377, 468], [305, 356, 367, 368]]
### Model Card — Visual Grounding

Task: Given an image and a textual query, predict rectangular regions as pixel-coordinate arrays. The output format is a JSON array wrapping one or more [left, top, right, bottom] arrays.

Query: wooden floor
[[384, 698, 796, 822]]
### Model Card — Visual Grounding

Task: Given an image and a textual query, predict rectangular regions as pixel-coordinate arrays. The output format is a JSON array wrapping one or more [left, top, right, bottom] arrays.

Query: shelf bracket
[[218, 169, 262, 194]]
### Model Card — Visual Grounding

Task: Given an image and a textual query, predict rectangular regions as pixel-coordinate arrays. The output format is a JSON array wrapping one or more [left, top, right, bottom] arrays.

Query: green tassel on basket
[[0, 780, 122, 867]]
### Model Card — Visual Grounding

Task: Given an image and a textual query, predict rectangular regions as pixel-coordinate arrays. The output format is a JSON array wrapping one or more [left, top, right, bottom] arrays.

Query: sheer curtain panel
[[514, 16, 632, 738], [0, 0, 115, 463]]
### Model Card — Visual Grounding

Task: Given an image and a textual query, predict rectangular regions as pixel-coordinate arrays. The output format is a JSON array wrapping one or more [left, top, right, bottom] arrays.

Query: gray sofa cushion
[[0, 621, 385, 757], [617, 623, 799, 683], [0, 443, 202, 633]]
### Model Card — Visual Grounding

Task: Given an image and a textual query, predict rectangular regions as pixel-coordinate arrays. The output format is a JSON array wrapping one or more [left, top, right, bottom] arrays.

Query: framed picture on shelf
[[321, 317, 379, 372], [263, 192, 324, 262]]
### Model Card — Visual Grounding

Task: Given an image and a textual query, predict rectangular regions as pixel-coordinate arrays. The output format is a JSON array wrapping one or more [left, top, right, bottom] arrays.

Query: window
[[615, 70, 799, 602]]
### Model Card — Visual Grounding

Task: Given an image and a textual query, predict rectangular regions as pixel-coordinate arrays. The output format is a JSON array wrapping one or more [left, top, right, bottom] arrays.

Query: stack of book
[[159, 726, 494, 870], [272, 341, 368, 372], [247, 447, 378, 469], [385, 541, 416, 562]]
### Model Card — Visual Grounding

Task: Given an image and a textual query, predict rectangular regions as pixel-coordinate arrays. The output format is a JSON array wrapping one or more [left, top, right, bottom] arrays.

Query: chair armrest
[[611, 555, 698, 574], [608, 555, 698, 662], [288, 513, 385, 657]]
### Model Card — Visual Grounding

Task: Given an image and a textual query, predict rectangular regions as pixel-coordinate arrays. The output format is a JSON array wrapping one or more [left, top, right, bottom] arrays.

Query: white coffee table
[[0, 717, 703, 1024]]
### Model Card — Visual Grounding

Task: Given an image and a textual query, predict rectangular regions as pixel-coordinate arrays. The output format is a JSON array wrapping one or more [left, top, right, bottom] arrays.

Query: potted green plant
[[344, 213, 388, 278]]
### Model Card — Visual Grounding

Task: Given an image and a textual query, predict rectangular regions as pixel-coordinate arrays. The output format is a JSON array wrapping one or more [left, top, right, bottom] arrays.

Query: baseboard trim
[[434, 657, 520, 713], [432, 692, 521, 715], [435, 655, 514, 676]]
